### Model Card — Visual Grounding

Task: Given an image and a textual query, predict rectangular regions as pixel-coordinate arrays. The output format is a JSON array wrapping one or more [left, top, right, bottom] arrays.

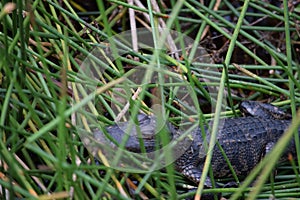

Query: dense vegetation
[[0, 0, 300, 199]]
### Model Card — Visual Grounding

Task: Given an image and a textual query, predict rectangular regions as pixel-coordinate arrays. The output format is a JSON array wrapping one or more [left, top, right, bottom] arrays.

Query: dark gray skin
[[178, 116, 296, 186], [94, 101, 299, 187]]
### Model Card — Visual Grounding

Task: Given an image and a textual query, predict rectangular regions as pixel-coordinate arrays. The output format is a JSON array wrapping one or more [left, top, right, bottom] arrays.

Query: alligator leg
[[180, 165, 212, 187]]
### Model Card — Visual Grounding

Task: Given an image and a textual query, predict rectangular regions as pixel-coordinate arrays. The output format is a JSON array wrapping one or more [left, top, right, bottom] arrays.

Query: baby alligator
[[93, 101, 300, 187]]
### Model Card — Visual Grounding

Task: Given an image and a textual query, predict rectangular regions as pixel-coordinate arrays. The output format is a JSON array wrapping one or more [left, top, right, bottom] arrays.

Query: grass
[[0, 0, 300, 199]]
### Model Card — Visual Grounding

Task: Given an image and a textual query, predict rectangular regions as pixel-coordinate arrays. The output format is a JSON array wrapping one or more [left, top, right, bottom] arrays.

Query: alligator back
[[176, 117, 297, 180]]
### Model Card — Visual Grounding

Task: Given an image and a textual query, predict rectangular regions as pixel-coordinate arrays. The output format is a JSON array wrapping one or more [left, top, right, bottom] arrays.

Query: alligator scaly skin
[[93, 102, 299, 187], [176, 116, 297, 185]]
